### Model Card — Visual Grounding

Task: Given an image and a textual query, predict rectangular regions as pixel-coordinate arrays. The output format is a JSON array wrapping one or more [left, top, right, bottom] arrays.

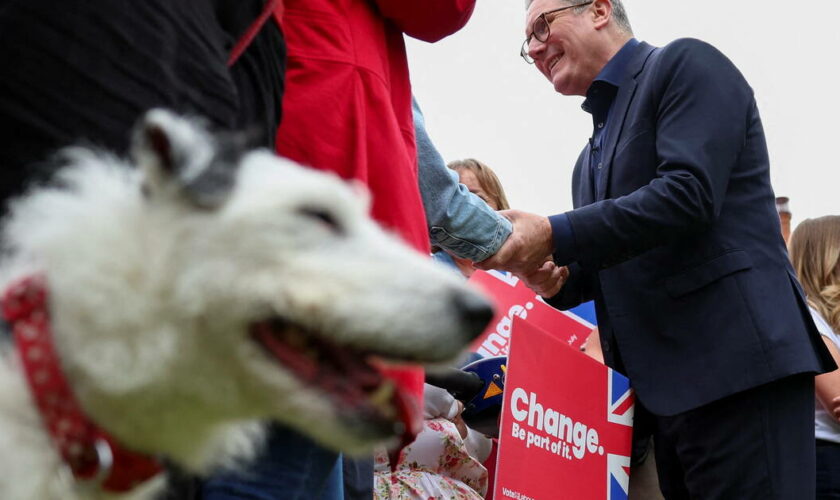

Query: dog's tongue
[[249, 322, 423, 463], [375, 364, 424, 470]]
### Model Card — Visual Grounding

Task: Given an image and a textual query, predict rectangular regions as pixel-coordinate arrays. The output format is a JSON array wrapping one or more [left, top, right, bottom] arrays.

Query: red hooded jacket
[[275, 0, 476, 440]]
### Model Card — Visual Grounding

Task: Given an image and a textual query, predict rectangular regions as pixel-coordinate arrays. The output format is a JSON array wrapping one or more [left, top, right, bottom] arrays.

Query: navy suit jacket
[[548, 39, 835, 416]]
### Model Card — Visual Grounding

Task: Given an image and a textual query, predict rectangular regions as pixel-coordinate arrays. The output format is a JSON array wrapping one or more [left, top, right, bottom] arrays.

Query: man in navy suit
[[479, 0, 836, 497]]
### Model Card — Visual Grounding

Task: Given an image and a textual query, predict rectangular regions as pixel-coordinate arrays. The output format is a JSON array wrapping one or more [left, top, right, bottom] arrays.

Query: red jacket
[[277, 0, 475, 252], [276, 0, 475, 440]]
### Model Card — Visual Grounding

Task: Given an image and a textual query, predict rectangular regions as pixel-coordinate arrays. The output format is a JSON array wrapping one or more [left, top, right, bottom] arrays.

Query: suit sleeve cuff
[[549, 213, 576, 266]]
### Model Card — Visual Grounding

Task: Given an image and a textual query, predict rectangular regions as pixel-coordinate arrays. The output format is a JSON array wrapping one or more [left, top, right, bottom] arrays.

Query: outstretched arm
[[414, 98, 511, 262]]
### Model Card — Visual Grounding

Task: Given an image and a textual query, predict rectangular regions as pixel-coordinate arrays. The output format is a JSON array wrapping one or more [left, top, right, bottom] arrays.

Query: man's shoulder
[[661, 37, 717, 53], [655, 38, 731, 67], [644, 37, 741, 84]]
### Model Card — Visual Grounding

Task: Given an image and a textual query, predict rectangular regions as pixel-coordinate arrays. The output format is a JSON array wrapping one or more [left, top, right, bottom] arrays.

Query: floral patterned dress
[[374, 418, 488, 499]]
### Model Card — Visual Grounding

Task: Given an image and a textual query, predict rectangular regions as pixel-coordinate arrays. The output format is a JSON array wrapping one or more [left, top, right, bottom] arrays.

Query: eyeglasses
[[520, 1, 594, 64]]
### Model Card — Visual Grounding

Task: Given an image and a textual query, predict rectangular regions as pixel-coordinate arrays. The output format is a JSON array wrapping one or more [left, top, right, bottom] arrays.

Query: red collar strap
[[227, 0, 285, 67], [1, 276, 162, 493]]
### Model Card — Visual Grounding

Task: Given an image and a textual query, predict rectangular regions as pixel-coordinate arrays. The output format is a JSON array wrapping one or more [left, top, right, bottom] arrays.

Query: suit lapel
[[596, 42, 657, 201]]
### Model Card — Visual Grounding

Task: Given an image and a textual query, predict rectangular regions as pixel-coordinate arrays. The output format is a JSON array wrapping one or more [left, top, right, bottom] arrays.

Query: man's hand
[[476, 209, 554, 274], [517, 261, 568, 298]]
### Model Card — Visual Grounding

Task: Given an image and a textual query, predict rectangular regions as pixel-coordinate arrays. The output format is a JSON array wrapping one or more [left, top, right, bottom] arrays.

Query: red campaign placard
[[494, 317, 634, 500], [468, 270, 593, 357]]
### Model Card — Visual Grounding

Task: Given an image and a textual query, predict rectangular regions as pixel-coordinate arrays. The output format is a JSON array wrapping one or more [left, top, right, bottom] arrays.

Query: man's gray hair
[[525, 0, 633, 35]]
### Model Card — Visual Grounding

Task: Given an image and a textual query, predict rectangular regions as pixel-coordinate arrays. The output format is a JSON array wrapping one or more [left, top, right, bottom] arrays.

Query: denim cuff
[[430, 215, 512, 262]]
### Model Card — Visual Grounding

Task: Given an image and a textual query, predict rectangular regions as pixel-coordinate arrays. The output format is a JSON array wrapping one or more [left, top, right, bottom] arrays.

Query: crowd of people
[[0, 0, 838, 498]]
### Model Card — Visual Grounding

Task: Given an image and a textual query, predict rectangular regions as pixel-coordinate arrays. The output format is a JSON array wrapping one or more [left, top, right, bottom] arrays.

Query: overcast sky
[[406, 1, 839, 229]]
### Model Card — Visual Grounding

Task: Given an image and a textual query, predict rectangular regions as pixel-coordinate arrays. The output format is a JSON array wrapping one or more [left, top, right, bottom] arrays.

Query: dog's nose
[[451, 290, 494, 340]]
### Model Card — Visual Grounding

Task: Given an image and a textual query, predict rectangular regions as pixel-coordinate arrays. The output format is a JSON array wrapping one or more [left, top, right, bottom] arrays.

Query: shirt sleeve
[[414, 97, 512, 261]]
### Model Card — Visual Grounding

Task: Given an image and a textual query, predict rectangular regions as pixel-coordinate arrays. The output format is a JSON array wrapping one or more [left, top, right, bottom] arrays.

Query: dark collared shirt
[[549, 38, 640, 266], [583, 38, 639, 195]]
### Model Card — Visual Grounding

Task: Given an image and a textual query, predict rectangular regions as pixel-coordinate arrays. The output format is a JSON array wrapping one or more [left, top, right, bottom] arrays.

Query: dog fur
[[0, 110, 491, 499]]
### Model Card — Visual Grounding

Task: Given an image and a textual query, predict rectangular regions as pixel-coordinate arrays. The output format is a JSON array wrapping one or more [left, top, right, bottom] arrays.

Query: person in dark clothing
[[0, 0, 285, 212], [480, 0, 835, 497], [0, 2, 285, 497]]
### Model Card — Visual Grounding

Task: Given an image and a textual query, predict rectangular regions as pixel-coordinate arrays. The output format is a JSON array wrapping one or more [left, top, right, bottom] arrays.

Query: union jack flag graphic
[[606, 369, 634, 500]]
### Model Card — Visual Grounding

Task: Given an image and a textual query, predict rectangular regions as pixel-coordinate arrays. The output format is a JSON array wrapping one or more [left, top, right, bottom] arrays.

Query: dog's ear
[[131, 109, 239, 209]]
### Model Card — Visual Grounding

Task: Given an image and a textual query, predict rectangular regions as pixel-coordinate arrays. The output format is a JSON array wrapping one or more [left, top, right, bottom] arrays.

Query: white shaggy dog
[[0, 110, 492, 499]]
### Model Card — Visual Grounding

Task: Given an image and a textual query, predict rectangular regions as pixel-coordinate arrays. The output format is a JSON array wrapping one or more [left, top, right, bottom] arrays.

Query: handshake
[[474, 209, 569, 298]]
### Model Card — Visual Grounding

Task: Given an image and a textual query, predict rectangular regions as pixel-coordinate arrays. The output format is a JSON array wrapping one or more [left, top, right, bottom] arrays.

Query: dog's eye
[[298, 207, 342, 234]]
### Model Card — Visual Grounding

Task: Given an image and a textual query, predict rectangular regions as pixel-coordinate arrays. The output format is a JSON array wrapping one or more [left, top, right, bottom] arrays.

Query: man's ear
[[591, 0, 612, 30]]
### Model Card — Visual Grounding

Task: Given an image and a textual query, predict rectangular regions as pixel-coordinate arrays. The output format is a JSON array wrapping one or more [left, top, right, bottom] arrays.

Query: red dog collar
[[1, 276, 162, 492]]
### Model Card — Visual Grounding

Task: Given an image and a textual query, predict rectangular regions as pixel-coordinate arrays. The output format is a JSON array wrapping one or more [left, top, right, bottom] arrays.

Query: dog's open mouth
[[249, 318, 411, 435]]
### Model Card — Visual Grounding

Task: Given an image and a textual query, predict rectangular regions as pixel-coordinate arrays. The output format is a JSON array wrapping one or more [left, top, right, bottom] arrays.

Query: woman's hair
[[789, 215, 840, 333], [447, 158, 510, 210]]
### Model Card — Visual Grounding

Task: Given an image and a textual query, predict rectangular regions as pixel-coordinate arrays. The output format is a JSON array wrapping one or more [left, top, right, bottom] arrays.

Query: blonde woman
[[447, 159, 511, 213], [789, 215, 840, 498], [435, 159, 510, 278]]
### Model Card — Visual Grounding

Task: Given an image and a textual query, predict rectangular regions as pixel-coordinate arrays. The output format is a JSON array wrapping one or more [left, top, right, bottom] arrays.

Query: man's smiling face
[[525, 0, 604, 96]]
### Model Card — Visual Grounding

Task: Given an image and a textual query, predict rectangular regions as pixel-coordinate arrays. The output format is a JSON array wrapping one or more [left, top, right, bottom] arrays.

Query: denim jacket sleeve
[[413, 97, 512, 261]]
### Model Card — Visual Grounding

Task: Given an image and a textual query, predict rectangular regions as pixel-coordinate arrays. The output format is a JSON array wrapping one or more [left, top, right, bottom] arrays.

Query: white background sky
[[406, 1, 839, 229]]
